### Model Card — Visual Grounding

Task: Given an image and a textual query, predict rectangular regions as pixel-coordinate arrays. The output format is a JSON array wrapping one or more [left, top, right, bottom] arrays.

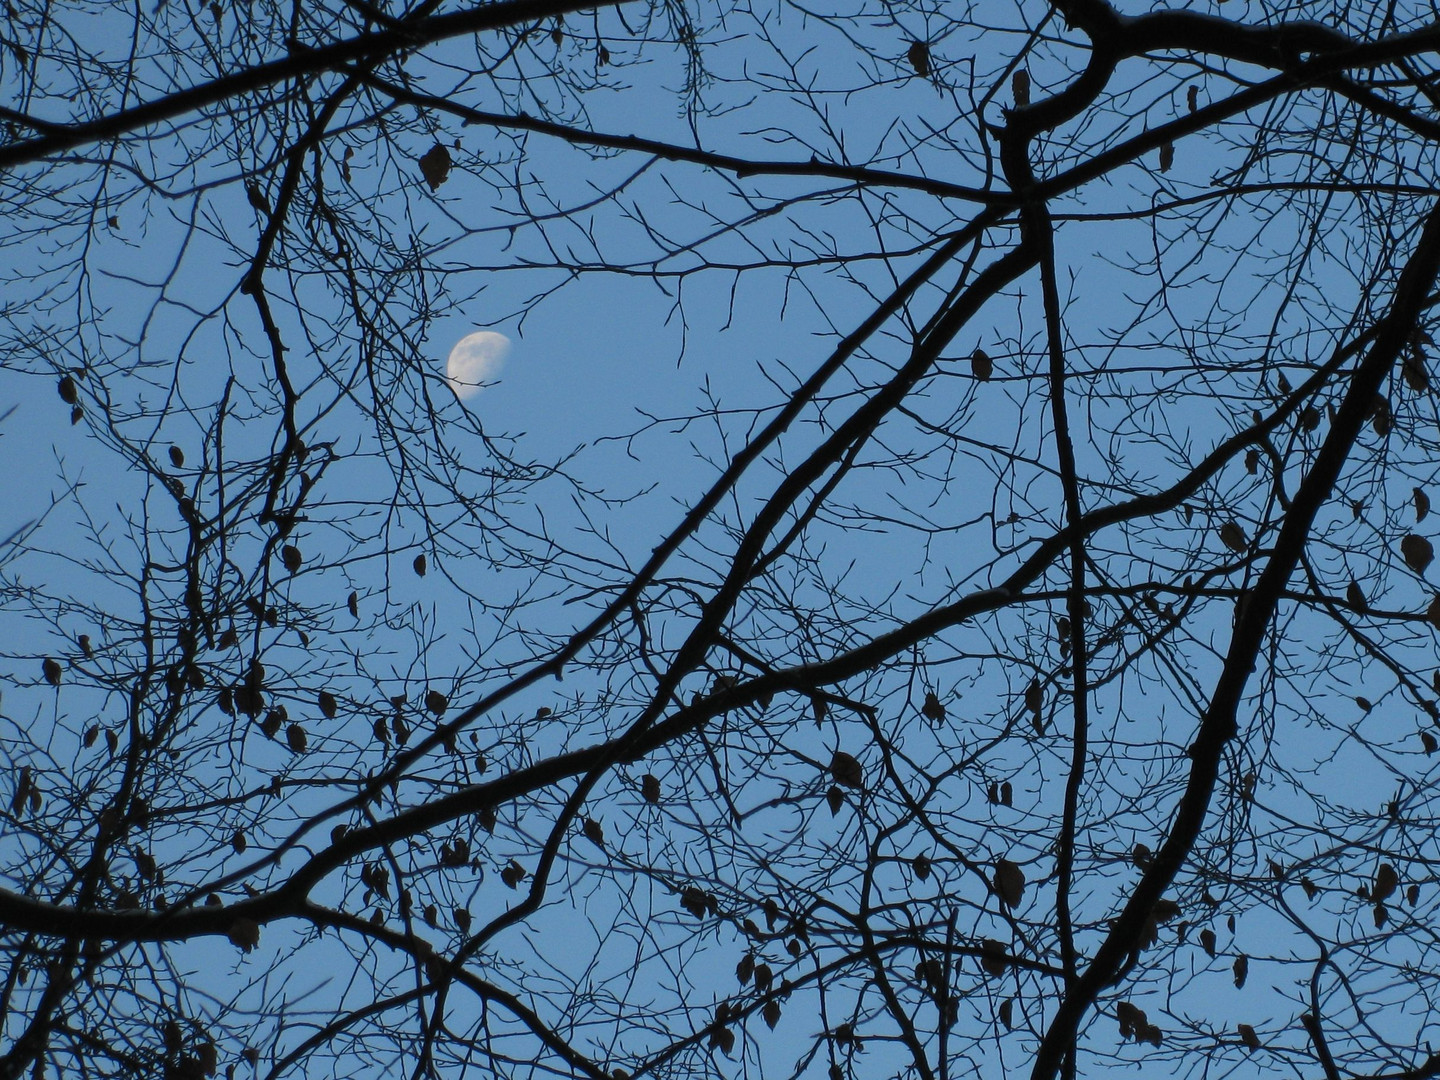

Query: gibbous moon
[[445, 331, 511, 400]]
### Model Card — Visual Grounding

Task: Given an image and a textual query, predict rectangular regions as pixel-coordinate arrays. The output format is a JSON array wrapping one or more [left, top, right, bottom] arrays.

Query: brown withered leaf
[[971, 348, 993, 381], [830, 750, 864, 790], [1012, 68, 1030, 106], [921, 691, 946, 722], [906, 40, 929, 78], [1402, 534, 1434, 574], [1219, 521, 1247, 554], [418, 143, 452, 192], [993, 858, 1025, 908]]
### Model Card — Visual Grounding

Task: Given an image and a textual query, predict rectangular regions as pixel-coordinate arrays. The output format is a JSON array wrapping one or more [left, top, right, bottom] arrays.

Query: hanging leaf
[[1402, 534, 1434, 574], [1200, 928, 1216, 956], [971, 348, 993, 381], [501, 860, 527, 888], [980, 938, 1008, 976], [285, 723, 308, 753], [1346, 581, 1365, 611], [1237, 1024, 1260, 1051], [58, 374, 78, 405], [347, 591, 359, 618], [418, 143, 452, 192], [1245, 448, 1259, 474], [736, 952, 754, 985], [582, 817, 605, 848], [641, 773, 661, 803], [232, 830, 247, 854], [1374, 863, 1399, 903], [424, 689, 448, 716], [1187, 84, 1199, 112], [1405, 346, 1430, 392], [319, 691, 337, 719], [1012, 68, 1030, 106], [753, 962, 772, 993], [413, 553, 428, 577], [993, 858, 1025, 908], [1428, 596, 1440, 629], [1219, 521, 1247, 554], [281, 545, 302, 573], [1422, 731, 1437, 754], [1371, 395, 1393, 436], [1417, 488, 1431, 523], [906, 40, 930, 78], [921, 691, 946, 723], [1158, 142, 1174, 172], [1301, 876, 1319, 900], [1001, 780, 1013, 805], [680, 886, 709, 918], [1232, 953, 1248, 988], [169, 445, 184, 468], [830, 750, 864, 790], [999, 998, 1013, 1029], [913, 853, 931, 880], [763, 999, 781, 1030], [42, 658, 62, 687], [826, 785, 845, 815], [227, 918, 261, 951]]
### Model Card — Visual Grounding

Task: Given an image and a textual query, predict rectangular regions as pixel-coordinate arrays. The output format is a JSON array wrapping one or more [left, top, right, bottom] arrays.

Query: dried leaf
[[347, 591, 359, 618], [1346, 581, 1366, 611], [582, 817, 605, 848], [1418, 488, 1431, 523], [999, 998, 1014, 1029], [1232, 953, 1248, 988], [1422, 731, 1437, 754], [227, 918, 260, 951], [763, 999, 781, 1030], [1405, 346, 1430, 392], [1200, 928, 1216, 956], [501, 860, 527, 888], [641, 773, 661, 804], [921, 691, 946, 722], [169, 446, 184, 468], [980, 938, 1008, 976], [1012, 68, 1030, 106], [1187, 84, 1199, 112], [281, 545, 302, 573], [906, 40, 929, 78], [994, 858, 1025, 908], [285, 723, 307, 754], [913, 853, 931, 880], [418, 143, 452, 192], [830, 750, 864, 790], [42, 658, 62, 687], [425, 689, 448, 716], [971, 348, 993, 381], [826, 785, 845, 815], [1402, 534, 1434, 574], [1219, 521, 1247, 554], [1158, 142, 1174, 172], [319, 691, 337, 719], [1237, 1024, 1260, 1050], [413, 553, 428, 577], [58, 375, 78, 405], [1374, 863, 1399, 903]]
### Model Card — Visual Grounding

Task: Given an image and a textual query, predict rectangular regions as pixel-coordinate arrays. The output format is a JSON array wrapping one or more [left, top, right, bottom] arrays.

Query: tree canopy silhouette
[[5, 1, 1440, 1079]]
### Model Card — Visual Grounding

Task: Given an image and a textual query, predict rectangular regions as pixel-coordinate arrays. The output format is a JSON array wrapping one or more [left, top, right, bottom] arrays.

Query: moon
[[445, 331, 511, 400]]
